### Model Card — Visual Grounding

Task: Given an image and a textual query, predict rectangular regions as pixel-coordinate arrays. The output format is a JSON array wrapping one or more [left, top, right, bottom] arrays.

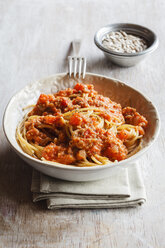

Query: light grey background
[[0, 0, 164, 247]]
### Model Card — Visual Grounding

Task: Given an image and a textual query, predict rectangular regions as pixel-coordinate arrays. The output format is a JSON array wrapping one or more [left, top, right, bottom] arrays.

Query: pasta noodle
[[16, 83, 148, 167]]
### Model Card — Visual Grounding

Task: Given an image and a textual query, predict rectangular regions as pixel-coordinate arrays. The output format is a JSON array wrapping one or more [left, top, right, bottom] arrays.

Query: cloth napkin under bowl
[[31, 162, 146, 209]]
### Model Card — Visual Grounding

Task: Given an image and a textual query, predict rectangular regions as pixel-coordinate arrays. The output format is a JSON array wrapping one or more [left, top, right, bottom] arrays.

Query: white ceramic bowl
[[3, 73, 160, 181]]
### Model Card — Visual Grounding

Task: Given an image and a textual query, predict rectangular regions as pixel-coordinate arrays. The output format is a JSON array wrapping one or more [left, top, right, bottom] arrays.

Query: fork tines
[[68, 56, 86, 79]]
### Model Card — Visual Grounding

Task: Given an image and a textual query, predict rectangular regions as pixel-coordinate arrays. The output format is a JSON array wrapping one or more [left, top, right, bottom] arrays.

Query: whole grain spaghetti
[[16, 83, 148, 167]]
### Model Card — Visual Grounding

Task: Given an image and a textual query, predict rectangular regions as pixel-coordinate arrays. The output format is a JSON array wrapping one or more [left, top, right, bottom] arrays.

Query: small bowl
[[94, 23, 159, 67]]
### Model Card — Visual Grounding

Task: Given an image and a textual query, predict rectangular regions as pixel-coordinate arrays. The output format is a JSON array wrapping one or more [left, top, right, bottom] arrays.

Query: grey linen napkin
[[31, 162, 146, 209]]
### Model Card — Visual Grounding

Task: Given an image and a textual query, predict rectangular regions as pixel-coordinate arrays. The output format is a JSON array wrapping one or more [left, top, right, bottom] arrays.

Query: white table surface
[[0, 0, 165, 247]]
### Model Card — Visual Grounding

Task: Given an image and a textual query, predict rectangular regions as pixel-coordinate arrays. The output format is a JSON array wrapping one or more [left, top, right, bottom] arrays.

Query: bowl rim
[[3, 72, 160, 172], [94, 23, 159, 57]]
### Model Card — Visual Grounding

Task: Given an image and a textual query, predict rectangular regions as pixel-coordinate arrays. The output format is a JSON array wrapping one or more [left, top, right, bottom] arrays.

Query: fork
[[68, 40, 86, 79]]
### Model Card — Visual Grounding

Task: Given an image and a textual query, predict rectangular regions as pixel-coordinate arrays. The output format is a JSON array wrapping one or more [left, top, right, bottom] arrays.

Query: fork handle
[[72, 40, 81, 56]]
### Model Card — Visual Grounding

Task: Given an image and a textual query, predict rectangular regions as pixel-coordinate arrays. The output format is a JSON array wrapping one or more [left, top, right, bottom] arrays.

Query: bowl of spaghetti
[[3, 73, 160, 181]]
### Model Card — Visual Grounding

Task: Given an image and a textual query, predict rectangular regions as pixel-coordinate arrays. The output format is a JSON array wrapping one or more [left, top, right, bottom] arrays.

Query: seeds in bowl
[[102, 30, 147, 53]]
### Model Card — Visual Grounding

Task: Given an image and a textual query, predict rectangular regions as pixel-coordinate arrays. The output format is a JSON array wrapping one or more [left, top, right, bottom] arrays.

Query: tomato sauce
[[26, 83, 148, 164]]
